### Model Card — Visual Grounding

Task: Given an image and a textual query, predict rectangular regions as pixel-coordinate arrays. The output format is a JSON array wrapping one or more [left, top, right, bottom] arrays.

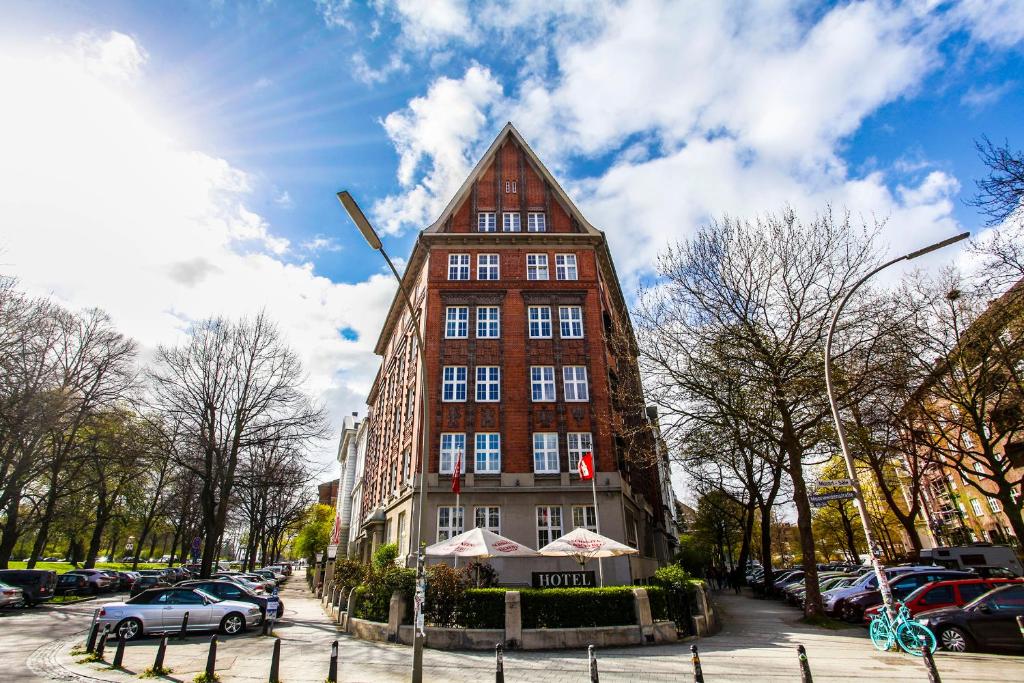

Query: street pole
[[824, 231, 967, 623], [590, 467, 604, 587], [338, 191, 432, 683]]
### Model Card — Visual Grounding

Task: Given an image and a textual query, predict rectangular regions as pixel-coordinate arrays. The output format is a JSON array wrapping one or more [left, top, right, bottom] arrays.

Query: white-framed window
[[537, 506, 563, 547], [478, 253, 500, 280], [987, 496, 1002, 513], [563, 366, 589, 402], [527, 254, 549, 280], [572, 505, 597, 532], [528, 306, 552, 338], [397, 512, 407, 555], [477, 212, 496, 232], [527, 212, 546, 232], [962, 431, 975, 448], [559, 306, 584, 338], [475, 506, 500, 533], [448, 254, 470, 280], [567, 432, 593, 473], [970, 498, 983, 516], [476, 306, 500, 338], [555, 254, 577, 280], [973, 461, 985, 474], [445, 306, 468, 338], [438, 506, 464, 541], [625, 509, 638, 547], [475, 366, 500, 402], [442, 366, 467, 402], [503, 212, 521, 232], [530, 366, 556, 402], [439, 433, 466, 474], [475, 433, 501, 473], [533, 432, 559, 473]]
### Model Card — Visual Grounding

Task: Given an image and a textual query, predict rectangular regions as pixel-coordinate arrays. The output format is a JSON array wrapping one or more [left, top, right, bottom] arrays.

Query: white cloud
[[373, 64, 503, 235], [953, 0, 1024, 48], [314, 0, 355, 30], [274, 189, 294, 208], [379, 0, 472, 47], [69, 30, 148, 82], [301, 235, 343, 253], [960, 81, 1015, 109], [0, 32, 391, 468], [351, 51, 408, 85]]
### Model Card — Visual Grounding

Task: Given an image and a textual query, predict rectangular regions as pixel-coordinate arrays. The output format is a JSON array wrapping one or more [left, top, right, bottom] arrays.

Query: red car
[[863, 577, 1022, 624]]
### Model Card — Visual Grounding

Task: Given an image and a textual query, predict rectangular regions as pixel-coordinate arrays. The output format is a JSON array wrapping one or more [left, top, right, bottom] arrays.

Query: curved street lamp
[[824, 231, 968, 624], [337, 191, 430, 682]]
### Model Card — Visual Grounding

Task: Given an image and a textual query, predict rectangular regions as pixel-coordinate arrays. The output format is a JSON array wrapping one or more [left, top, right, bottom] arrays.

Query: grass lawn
[[6, 561, 168, 573]]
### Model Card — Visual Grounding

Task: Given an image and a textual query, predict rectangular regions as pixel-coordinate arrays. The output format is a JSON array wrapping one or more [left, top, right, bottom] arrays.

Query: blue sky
[[1, 1, 1022, 468]]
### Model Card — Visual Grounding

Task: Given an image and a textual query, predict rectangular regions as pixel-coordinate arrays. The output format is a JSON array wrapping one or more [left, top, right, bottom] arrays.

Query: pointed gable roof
[[424, 122, 601, 236]]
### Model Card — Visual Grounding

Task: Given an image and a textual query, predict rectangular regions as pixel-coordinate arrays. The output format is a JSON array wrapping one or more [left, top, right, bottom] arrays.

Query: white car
[[97, 587, 262, 640]]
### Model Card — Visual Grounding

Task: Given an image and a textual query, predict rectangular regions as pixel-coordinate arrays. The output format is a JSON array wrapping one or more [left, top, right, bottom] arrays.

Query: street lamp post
[[824, 231, 968, 624], [338, 191, 431, 682]]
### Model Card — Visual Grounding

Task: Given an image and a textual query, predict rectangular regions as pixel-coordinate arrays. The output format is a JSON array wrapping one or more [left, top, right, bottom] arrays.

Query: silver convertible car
[[97, 587, 262, 640]]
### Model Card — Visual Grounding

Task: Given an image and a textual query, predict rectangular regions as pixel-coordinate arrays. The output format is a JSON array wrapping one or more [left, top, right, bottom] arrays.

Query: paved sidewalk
[[47, 584, 1022, 682]]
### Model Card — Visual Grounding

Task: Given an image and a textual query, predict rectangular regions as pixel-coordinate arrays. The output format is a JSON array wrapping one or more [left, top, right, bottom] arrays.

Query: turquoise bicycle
[[868, 602, 937, 656]]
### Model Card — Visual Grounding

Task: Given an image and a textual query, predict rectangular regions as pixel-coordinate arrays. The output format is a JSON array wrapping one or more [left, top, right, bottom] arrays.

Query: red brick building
[[350, 124, 677, 585]]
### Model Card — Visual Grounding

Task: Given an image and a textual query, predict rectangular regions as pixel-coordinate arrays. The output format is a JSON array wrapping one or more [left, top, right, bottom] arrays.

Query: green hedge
[[459, 588, 507, 629], [646, 585, 668, 621], [352, 567, 416, 622], [520, 587, 636, 628]]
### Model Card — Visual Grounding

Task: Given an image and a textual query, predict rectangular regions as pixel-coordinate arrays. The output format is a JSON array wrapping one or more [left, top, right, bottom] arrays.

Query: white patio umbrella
[[425, 527, 539, 586], [537, 527, 638, 585]]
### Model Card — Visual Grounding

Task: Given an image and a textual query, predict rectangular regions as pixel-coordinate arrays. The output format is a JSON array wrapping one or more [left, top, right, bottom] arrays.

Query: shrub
[[652, 564, 696, 628], [352, 566, 415, 622], [520, 587, 636, 628], [646, 585, 668, 621], [653, 563, 694, 588], [459, 588, 507, 629], [372, 543, 399, 571], [333, 559, 367, 591], [425, 563, 465, 627], [460, 560, 499, 587]]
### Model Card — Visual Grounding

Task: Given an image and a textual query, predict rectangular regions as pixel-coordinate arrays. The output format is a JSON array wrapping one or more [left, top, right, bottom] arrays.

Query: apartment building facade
[[347, 123, 676, 585]]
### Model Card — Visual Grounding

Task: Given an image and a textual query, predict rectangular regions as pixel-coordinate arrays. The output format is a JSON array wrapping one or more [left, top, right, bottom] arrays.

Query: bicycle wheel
[[895, 620, 936, 656], [869, 617, 894, 652]]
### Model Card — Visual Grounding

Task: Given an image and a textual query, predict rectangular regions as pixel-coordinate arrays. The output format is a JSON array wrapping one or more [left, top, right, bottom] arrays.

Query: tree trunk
[[0, 493, 23, 568], [784, 440, 821, 617], [84, 513, 109, 569], [736, 503, 754, 581], [758, 505, 773, 597], [837, 503, 859, 561]]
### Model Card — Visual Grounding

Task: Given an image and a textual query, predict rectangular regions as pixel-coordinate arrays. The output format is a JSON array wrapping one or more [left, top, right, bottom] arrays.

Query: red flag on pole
[[451, 451, 462, 494], [578, 451, 595, 480]]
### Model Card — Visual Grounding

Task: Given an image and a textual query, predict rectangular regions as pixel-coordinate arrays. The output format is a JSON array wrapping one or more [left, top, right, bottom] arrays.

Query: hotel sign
[[532, 571, 596, 589]]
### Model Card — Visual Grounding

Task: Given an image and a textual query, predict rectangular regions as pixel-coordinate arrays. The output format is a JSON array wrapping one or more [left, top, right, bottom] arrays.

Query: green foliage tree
[[294, 503, 333, 562]]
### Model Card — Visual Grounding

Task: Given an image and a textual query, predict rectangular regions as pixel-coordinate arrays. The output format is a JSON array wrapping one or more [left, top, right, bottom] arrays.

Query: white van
[[920, 544, 1023, 577]]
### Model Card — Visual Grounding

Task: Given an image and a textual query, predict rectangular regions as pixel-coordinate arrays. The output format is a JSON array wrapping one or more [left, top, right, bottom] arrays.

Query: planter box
[[348, 617, 389, 642], [397, 625, 504, 649]]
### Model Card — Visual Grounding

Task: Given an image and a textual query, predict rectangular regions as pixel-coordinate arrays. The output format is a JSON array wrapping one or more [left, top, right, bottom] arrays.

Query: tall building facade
[[349, 124, 676, 584]]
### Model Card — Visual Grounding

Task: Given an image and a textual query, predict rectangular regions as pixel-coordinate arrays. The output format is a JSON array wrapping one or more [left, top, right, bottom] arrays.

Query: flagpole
[[454, 450, 462, 569], [591, 471, 603, 587]]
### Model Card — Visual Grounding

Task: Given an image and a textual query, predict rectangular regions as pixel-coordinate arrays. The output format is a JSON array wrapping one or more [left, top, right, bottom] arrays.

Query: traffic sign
[[817, 479, 854, 487], [809, 490, 857, 506]]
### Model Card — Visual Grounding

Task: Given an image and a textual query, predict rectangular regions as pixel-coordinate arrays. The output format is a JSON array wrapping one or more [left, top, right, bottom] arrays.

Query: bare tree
[[633, 208, 890, 616], [150, 313, 329, 576]]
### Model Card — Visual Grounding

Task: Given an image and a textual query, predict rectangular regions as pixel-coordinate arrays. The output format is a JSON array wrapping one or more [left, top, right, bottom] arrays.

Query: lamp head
[[904, 232, 969, 261], [337, 190, 382, 251]]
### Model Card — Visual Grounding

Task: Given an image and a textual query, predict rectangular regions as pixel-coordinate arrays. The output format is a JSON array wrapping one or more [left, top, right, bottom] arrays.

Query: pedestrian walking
[[731, 568, 742, 594]]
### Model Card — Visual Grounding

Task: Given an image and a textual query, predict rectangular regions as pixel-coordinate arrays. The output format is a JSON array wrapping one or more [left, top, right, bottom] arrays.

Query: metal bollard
[[1017, 615, 1024, 641], [691, 644, 705, 683], [112, 636, 126, 668], [84, 608, 100, 649], [495, 643, 504, 683], [85, 622, 101, 653], [179, 611, 190, 640], [206, 636, 218, 678], [588, 644, 599, 683], [268, 637, 281, 683], [327, 640, 338, 683], [153, 636, 168, 672], [95, 627, 110, 660], [920, 635, 941, 683], [797, 644, 813, 683]]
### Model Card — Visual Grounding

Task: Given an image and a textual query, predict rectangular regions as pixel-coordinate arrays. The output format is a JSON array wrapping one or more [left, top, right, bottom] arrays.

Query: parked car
[[0, 569, 57, 606], [839, 569, 975, 622], [180, 579, 284, 619], [968, 565, 1019, 579], [863, 577, 1023, 624], [823, 566, 939, 617], [55, 573, 89, 597], [130, 575, 171, 597], [65, 569, 116, 594], [97, 587, 263, 640], [114, 571, 137, 590], [920, 544, 1023, 577], [212, 573, 266, 595], [916, 583, 1024, 652], [0, 581, 24, 608]]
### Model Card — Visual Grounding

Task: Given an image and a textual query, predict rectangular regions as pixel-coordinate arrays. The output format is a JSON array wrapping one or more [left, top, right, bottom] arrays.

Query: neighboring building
[[335, 412, 362, 557], [906, 281, 1024, 551], [318, 479, 339, 508], [352, 123, 677, 585]]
